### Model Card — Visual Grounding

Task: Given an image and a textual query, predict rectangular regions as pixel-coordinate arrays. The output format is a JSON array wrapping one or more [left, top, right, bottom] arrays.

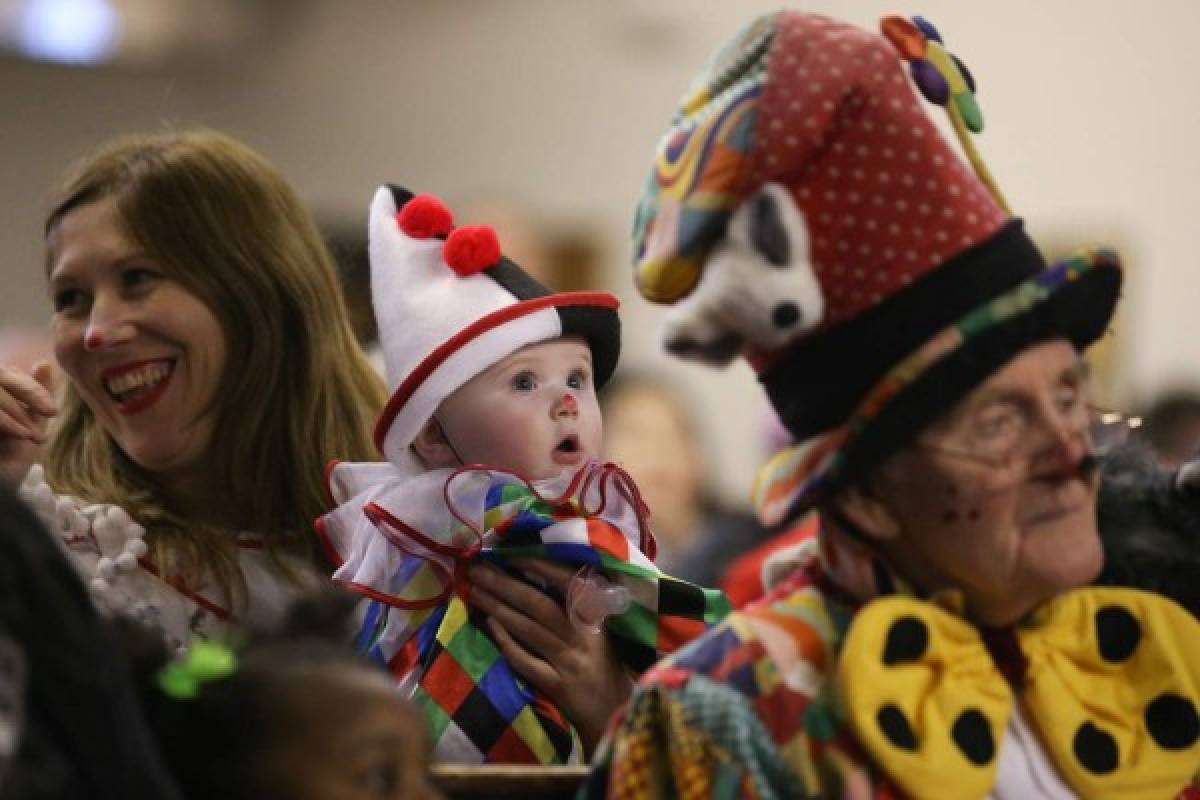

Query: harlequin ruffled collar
[[315, 459, 657, 610]]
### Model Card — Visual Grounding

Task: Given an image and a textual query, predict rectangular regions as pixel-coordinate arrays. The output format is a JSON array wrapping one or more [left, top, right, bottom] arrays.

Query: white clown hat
[[368, 185, 620, 466]]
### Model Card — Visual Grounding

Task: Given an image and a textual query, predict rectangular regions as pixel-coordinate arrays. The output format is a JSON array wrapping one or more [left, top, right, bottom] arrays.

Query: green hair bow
[[157, 639, 238, 699]]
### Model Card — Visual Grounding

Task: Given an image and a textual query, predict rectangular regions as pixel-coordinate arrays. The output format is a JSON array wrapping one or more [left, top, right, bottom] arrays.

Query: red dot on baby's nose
[[85, 331, 104, 349]]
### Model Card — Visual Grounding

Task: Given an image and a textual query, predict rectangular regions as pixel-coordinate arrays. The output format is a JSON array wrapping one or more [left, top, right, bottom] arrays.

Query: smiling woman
[[0, 130, 387, 650], [47, 197, 229, 492]]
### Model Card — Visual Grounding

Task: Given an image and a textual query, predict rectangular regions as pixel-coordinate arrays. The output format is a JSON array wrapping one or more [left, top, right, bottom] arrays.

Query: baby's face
[[436, 337, 603, 480]]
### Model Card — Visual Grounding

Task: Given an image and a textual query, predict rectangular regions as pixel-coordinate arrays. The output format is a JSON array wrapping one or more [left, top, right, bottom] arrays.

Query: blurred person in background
[[0, 130, 387, 651], [1138, 387, 1200, 467], [600, 371, 772, 588]]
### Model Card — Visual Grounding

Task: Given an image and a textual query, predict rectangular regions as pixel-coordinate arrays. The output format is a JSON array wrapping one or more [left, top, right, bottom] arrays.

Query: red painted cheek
[[941, 505, 984, 525], [940, 482, 983, 526]]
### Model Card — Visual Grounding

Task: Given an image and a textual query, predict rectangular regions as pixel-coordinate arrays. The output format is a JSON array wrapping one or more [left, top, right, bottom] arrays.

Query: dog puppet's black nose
[[772, 302, 801, 328]]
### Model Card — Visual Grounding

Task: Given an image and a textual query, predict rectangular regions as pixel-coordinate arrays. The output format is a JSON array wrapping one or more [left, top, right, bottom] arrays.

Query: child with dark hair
[[126, 590, 443, 800]]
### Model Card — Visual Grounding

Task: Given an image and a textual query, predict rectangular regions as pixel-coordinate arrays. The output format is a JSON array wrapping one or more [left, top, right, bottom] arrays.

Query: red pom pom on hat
[[444, 225, 501, 276], [395, 194, 454, 239]]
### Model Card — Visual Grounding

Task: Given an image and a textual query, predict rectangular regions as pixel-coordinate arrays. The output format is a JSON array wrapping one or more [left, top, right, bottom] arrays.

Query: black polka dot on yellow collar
[[837, 587, 1200, 799]]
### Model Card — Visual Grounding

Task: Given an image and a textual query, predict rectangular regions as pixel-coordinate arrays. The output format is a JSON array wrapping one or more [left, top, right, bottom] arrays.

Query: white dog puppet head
[[662, 183, 824, 366]]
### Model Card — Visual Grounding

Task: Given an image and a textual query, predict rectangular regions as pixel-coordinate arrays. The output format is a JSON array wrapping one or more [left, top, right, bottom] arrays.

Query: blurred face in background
[[602, 381, 704, 546]]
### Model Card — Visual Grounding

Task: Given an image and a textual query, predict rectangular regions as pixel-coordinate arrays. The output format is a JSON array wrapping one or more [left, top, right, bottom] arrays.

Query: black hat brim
[[755, 247, 1121, 525], [835, 258, 1121, 497]]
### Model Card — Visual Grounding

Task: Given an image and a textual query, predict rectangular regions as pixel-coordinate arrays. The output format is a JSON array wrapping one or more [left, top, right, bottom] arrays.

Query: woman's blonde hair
[[43, 129, 387, 596]]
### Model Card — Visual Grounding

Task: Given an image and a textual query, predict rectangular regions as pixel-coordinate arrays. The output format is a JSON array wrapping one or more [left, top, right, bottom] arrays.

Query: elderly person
[[587, 11, 1199, 799]]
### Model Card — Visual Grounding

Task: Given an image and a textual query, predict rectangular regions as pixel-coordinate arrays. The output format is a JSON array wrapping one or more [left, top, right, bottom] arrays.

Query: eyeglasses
[[916, 404, 1142, 474]]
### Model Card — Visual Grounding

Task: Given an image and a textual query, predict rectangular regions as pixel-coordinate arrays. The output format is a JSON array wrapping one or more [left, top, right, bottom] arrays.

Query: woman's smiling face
[[48, 196, 227, 487]]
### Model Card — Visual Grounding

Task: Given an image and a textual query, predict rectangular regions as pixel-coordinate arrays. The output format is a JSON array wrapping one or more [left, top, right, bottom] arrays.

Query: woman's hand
[[466, 559, 633, 757], [0, 361, 57, 486]]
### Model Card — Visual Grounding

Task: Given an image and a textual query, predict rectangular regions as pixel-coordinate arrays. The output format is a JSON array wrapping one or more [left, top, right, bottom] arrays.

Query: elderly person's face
[[839, 338, 1102, 626]]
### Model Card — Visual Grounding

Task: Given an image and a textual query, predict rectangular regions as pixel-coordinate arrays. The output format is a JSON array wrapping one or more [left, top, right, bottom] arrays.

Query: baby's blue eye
[[567, 369, 588, 390], [511, 372, 535, 391]]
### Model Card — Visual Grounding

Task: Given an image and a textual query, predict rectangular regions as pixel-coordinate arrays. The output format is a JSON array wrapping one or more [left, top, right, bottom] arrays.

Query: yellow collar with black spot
[[837, 587, 1200, 799]]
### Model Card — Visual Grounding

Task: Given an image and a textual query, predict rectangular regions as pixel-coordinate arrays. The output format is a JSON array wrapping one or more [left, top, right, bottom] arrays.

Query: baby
[[317, 187, 728, 765]]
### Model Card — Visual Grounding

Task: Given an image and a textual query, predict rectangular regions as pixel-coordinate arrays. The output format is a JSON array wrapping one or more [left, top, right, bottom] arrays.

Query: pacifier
[[566, 565, 631, 634]]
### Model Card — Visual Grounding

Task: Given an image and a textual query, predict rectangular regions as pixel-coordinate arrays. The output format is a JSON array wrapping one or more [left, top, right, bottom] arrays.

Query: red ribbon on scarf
[[356, 461, 655, 610]]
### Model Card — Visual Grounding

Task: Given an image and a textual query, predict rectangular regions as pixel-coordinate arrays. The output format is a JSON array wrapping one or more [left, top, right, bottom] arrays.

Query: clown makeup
[[938, 482, 983, 527], [861, 339, 1106, 627], [420, 337, 603, 481]]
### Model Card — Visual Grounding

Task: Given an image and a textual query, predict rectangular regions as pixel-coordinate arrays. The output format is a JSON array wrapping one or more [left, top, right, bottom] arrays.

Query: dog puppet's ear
[[662, 182, 823, 365], [732, 183, 811, 269]]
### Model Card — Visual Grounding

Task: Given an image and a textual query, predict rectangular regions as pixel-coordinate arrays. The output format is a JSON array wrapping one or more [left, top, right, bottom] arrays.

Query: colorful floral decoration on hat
[[880, 14, 1010, 212]]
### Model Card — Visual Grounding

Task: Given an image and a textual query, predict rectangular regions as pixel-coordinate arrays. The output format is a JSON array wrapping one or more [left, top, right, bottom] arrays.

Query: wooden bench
[[430, 765, 591, 799]]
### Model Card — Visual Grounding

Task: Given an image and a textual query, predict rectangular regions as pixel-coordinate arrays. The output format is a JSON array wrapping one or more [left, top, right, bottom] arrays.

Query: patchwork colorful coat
[[585, 536, 1200, 799], [316, 460, 730, 764]]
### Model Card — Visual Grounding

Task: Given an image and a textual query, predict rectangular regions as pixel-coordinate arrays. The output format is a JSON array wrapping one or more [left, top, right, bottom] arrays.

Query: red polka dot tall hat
[[367, 185, 619, 469], [632, 11, 1121, 525]]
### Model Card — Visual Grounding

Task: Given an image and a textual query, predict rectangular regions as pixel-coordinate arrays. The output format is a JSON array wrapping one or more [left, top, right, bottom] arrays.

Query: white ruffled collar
[[316, 459, 655, 606]]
